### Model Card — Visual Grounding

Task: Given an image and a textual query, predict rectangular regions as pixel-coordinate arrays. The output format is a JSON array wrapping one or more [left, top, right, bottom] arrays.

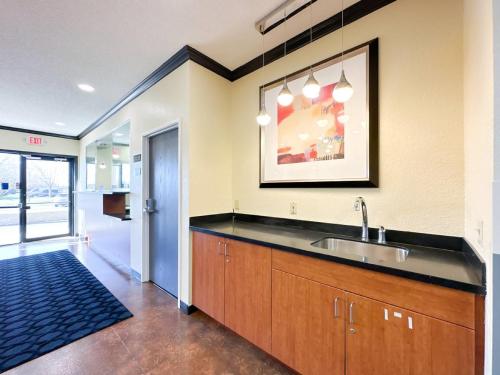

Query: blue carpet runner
[[0, 250, 132, 372]]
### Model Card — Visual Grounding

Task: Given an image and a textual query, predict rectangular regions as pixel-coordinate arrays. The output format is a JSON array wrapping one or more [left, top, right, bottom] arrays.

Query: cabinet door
[[272, 270, 346, 375], [346, 293, 475, 375], [224, 239, 272, 352], [192, 232, 225, 324]]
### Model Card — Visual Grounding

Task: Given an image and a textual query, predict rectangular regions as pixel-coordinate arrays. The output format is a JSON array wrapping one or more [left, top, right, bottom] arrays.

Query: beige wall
[[188, 63, 233, 216], [0, 128, 79, 156], [464, 0, 494, 262], [79, 61, 232, 304], [230, 0, 464, 236], [463, 1, 494, 373]]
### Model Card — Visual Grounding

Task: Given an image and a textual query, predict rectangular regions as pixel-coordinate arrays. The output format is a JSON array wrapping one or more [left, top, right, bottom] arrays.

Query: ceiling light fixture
[[78, 83, 95, 93], [55, 122, 65, 126], [256, 25, 271, 127], [332, 0, 354, 103], [302, 0, 320, 99], [277, 9, 294, 107]]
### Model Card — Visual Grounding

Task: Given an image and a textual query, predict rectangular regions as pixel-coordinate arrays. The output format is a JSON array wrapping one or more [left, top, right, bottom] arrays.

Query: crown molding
[[0, 125, 79, 140], [77, 0, 396, 139]]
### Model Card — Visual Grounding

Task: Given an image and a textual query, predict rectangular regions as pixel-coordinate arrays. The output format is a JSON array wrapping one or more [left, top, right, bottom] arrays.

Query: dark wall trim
[[78, 46, 189, 139], [0, 125, 79, 140], [232, 0, 395, 80], [180, 301, 198, 315], [77, 0, 395, 139]]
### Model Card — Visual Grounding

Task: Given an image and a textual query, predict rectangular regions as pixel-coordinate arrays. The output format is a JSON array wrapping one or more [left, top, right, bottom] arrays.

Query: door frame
[[0, 148, 77, 243], [141, 120, 182, 297]]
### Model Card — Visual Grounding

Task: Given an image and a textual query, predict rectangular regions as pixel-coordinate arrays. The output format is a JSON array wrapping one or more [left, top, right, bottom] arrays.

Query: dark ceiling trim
[[0, 125, 79, 140], [78, 45, 232, 139], [232, 0, 396, 80], [79, 46, 190, 139], [186, 46, 233, 80], [78, 0, 395, 139]]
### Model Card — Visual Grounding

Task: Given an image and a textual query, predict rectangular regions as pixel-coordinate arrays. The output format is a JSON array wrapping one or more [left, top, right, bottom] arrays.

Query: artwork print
[[259, 39, 379, 188], [277, 83, 345, 165]]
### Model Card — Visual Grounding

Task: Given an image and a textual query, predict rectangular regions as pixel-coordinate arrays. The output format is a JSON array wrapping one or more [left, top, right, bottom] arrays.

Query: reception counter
[[77, 191, 131, 269]]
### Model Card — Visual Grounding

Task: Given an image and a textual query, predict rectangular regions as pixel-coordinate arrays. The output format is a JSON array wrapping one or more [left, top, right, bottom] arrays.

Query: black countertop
[[190, 214, 486, 295]]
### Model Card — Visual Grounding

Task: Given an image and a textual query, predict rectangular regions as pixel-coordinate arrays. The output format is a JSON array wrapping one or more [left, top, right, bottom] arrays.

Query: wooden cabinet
[[191, 233, 272, 352], [225, 240, 272, 352], [192, 232, 225, 324], [191, 233, 483, 375], [272, 270, 346, 375], [345, 292, 475, 375]]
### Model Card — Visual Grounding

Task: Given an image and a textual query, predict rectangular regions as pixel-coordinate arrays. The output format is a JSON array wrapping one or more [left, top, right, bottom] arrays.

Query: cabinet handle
[[224, 242, 229, 262], [217, 241, 223, 255], [334, 297, 340, 318], [349, 302, 357, 334], [349, 302, 355, 324]]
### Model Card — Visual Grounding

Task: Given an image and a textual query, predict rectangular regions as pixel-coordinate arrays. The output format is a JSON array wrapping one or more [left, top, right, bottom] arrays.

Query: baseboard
[[179, 301, 198, 315], [130, 268, 141, 281]]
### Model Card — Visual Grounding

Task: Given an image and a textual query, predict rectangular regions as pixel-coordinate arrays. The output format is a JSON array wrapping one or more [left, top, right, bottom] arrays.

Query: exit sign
[[25, 136, 44, 146]]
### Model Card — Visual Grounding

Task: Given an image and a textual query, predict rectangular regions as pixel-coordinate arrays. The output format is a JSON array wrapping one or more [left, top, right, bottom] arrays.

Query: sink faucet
[[354, 197, 369, 241]]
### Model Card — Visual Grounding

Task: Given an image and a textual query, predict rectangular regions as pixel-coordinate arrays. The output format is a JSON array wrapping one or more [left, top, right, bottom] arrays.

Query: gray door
[[149, 128, 179, 297]]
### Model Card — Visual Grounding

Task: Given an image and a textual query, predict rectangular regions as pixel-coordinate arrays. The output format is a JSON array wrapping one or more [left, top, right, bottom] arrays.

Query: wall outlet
[[476, 220, 483, 245], [234, 200, 240, 211], [290, 202, 297, 215]]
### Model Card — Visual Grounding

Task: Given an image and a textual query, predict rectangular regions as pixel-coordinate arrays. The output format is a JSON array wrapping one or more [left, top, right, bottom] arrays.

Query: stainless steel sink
[[311, 237, 409, 263]]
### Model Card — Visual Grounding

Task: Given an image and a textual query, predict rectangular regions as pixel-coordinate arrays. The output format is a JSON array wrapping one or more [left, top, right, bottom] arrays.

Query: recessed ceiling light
[[115, 132, 124, 137], [78, 83, 95, 92], [55, 122, 65, 126]]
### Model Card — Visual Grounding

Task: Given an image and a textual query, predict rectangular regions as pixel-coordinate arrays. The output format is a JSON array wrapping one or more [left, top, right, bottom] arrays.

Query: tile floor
[[1, 239, 292, 375]]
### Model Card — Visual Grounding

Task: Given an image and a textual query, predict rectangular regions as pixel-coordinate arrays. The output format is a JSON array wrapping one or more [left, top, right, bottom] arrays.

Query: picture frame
[[259, 38, 379, 188]]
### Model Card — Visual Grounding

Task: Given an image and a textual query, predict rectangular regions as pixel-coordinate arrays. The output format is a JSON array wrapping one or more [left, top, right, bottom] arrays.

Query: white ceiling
[[0, 0, 359, 137]]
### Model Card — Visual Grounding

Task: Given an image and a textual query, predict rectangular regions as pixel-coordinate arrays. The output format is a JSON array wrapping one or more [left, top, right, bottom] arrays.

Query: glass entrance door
[[0, 153, 21, 246], [22, 156, 74, 241]]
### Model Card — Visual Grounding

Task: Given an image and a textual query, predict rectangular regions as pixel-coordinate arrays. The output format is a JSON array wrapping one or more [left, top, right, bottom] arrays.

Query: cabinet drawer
[[272, 249, 476, 329]]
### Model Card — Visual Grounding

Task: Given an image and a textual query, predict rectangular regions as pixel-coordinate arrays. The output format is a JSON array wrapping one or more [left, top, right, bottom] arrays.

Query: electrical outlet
[[476, 220, 484, 245], [290, 202, 297, 215], [234, 200, 240, 211]]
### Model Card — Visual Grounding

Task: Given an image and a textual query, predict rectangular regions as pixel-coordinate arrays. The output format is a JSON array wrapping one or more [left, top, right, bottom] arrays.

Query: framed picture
[[259, 38, 379, 188]]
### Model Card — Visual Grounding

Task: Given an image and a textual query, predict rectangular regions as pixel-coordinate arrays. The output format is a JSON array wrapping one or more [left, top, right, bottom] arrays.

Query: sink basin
[[311, 237, 409, 263]]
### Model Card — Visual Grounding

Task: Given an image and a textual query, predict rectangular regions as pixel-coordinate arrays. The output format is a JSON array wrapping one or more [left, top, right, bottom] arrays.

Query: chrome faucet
[[354, 197, 369, 241]]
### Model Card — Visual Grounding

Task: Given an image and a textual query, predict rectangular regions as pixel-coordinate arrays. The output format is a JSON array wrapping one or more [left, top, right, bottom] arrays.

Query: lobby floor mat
[[0, 250, 132, 373]]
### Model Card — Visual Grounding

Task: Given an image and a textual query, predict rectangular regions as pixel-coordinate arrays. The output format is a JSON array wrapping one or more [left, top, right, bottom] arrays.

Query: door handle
[[217, 241, 224, 255], [144, 198, 156, 214]]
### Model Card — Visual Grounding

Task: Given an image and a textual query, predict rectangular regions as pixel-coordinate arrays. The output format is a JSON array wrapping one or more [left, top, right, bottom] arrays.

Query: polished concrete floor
[[1, 239, 292, 375]]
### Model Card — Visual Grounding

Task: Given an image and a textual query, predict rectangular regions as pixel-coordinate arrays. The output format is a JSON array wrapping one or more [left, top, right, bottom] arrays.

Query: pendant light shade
[[302, 1, 320, 99], [302, 71, 320, 99], [333, 0, 354, 103], [333, 69, 353, 103], [256, 24, 272, 126], [277, 81, 294, 106], [256, 106, 271, 126]]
